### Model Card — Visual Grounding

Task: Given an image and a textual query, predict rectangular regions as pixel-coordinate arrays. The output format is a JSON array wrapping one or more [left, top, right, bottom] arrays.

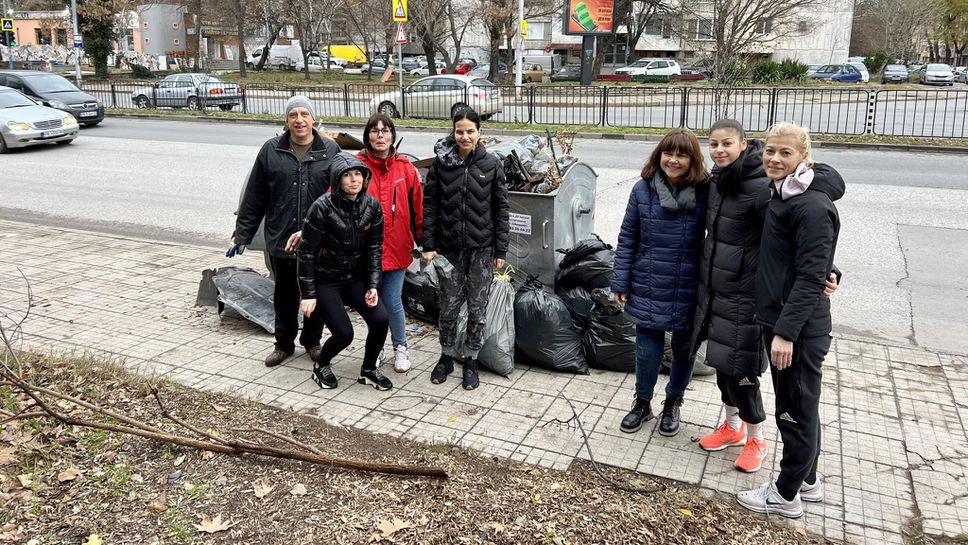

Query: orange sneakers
[[699, 420, 747, 451], [735, 437, 768, 473]]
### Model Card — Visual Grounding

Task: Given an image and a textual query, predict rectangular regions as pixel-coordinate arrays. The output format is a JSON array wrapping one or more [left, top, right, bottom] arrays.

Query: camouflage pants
[[438, 249, 493, 358]]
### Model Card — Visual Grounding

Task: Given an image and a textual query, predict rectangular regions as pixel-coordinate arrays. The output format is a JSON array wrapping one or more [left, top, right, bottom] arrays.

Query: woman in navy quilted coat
[[611, 129, 708, 437]]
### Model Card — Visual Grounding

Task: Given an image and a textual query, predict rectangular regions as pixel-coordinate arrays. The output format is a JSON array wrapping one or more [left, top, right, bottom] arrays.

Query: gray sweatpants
[[438, 249, 493, 359]]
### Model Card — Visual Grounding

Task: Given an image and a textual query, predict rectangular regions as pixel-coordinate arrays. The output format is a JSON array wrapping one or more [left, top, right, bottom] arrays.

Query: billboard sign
[[562, 0, 614, 35]]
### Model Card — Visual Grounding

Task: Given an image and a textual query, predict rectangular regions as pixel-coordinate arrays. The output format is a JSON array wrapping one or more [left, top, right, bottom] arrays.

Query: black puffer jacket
[[234, 131, 341, 258], [421, 137, 510, 259], [756, 163, 845, 341], [691, 140, 772, 376], [296, 153, 384, 298]]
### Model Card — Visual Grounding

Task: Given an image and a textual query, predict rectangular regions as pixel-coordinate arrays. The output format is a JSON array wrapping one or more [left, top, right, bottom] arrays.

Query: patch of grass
[[0, 385, 17, 413], [169, 520, 194, 541], [80, 428, 109, 450], [184, 482, 210, 500]]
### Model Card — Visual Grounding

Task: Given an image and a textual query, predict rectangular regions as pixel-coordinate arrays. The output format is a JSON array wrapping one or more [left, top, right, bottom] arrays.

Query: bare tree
[[480, 0, 560, 82], [687, 0, 826, 116], [852, 0, 936, 62], [288, 0, 344, 79], [343, 0, 393, 81], [594, 0, 666, 75]]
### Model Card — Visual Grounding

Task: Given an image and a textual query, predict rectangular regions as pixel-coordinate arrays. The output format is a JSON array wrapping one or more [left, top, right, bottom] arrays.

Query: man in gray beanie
[[231, 95, 341, 367]]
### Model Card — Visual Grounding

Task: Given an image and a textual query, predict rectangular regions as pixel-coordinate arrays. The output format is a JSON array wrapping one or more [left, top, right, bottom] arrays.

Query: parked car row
[[130, 73, 243, 111]]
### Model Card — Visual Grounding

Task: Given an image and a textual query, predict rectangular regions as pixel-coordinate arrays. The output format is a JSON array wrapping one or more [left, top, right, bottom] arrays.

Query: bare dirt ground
[[1, 351, 834, 545]]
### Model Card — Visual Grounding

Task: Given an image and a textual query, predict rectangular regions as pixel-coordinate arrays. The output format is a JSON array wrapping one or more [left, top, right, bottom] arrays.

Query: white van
[[522, 54, 562, 74]]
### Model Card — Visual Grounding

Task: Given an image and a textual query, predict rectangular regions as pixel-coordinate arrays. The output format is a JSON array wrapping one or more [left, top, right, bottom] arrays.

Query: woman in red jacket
[[358, 113, 424, 373]]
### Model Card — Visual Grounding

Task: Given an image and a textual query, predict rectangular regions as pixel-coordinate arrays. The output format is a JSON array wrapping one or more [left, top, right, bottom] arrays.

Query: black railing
[[79, 79, 968, 138]]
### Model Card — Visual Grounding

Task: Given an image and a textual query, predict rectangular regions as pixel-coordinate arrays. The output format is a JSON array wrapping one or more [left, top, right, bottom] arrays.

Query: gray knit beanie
[[285, 95, 316, 119]]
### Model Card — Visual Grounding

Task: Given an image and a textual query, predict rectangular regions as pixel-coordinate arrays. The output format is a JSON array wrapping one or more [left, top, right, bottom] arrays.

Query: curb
[[106, 112, 968, 154]]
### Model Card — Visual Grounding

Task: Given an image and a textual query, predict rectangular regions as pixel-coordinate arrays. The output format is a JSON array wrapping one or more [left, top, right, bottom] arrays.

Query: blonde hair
[[766, 122, 814, 166]]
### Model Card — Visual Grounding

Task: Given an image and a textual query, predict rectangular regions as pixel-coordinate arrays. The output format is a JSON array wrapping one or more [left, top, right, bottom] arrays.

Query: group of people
[[232, 96, 508, 393], [232, 95, 844, 519], [611, 120, 843, 518]]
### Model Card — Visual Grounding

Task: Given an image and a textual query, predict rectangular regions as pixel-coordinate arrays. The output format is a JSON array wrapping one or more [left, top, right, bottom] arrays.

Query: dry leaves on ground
[[372, 517, 415, 541], [196, 514, 233, 534]]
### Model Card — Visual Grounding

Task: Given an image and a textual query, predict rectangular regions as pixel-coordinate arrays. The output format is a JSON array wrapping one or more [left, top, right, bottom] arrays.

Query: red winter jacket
[[358, 149, 424, 271]]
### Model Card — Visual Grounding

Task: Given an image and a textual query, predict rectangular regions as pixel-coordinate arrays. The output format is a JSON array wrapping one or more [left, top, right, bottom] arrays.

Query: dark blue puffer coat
[[611, 173, 708, 331]]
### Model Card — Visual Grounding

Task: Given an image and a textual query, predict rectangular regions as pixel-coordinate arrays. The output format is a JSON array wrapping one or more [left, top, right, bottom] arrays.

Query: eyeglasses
[[369, 128, 392, 135]]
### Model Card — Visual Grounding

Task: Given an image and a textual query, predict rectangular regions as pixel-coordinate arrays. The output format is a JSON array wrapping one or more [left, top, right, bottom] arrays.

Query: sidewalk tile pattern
[[1, 220, 965, 544]]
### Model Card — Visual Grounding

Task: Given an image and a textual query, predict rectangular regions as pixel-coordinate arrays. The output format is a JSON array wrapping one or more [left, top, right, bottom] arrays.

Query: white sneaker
[[393, 345, 411, 373], [736, 481, 803, 518], [800, 477, 824, 502]]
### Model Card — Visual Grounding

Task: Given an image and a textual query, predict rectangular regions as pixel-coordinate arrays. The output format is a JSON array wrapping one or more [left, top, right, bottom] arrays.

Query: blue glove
[[226, 244, 246, 258]]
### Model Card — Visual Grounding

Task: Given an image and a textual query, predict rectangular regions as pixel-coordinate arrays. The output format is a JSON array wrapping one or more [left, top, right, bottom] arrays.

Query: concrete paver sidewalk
[[2, 219, 965, 544]]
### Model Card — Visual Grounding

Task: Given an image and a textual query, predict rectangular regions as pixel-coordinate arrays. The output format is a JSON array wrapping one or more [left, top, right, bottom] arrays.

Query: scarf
[[774, 162, 814, 200]]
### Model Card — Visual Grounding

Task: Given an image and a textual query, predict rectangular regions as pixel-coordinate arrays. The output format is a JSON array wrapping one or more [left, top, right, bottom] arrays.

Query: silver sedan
[[0, 85, 78, 153]]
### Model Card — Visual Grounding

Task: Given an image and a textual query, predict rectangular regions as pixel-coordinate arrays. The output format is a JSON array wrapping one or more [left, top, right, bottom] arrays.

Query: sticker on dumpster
[[509, 213, 532, 235]]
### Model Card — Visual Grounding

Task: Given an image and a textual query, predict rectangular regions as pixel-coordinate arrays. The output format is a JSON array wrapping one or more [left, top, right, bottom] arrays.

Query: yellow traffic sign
[[519, 19, 529, 38], [392, 0, 408, 22], [0, 18, 15, 32]]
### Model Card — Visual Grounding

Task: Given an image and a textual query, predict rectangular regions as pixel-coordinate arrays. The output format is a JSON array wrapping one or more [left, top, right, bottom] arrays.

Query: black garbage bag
[[211, 266, 277, 334], [514, 277, 588, 374], [556, 285, 595, 332], [582, 289, 637, 372], [555, 235, 615, 291], [455, 275, 516, 377], [402, 256, 442, 324]]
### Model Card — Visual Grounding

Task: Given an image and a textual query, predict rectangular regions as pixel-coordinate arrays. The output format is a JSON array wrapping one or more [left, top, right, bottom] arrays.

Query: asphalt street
[[2, 117, 966, 355]]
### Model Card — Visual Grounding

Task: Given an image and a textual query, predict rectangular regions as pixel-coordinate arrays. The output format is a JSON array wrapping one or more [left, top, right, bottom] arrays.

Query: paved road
[[82, 82, 968, 138], [2, 117, 966, 355]]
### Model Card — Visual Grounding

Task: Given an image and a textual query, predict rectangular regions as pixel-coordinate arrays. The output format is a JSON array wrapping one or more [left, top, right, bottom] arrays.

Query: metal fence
[[79, 79, 968, 138]]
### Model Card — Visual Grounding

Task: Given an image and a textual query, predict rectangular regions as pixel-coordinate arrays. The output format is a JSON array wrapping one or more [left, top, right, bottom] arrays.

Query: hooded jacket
[[756, 163, 845, 341], [358, 149, 424, 271], [296, 153, 384, 298], [691, 139, 772, 376], [234, 130, 341, 258], [421, 137, 510, 259], [611, 172, 708, 331]]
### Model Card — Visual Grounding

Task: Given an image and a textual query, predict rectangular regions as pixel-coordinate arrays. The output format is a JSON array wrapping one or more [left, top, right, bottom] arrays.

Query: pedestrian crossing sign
[[1, 19, 15, 32], [392, 0, 408, 22]]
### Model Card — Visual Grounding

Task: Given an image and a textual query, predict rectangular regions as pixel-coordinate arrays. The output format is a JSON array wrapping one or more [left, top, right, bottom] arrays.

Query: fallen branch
[[0, 272, 448, 480]]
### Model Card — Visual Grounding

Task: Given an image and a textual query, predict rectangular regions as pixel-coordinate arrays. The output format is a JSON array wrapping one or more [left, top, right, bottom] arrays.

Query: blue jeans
[[634, 327, 696, 402], [380, 268, 407, 349]]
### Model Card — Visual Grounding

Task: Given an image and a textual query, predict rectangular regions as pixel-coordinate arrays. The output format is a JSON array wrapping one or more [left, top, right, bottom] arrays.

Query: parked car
[[453, 60, 478, 75], [920, 63, 954, 86], [614, 58, 681, 77], [809, 64, 862, 83], [410, 60, 446, 76], [369, 75, 502, 120], [0, 70, 104, 126], [847, 62, 870, 82], [959, 68, 968, 84], [522, 63, 550, 83], [130, 73, 242, 111], [467, 63, 508, 80], [398, 58, 421, 72], [0, 85, 79, 153], [881, 64, 909, 84], [295, 56, 343, 72], [551, 64, 582, 81], [360, 59, 388, 74], [806, 64, 822, 76]]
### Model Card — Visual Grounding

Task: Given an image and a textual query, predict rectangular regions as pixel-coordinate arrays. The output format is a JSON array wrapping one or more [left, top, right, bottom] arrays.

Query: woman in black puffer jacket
[[297, 152, 392, 392], [420, 109, 509, 391]]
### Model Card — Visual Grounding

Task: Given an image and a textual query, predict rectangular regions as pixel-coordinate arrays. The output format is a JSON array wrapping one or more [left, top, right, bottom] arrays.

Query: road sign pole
[[70, 0, 81, 83], [2, 0, 12, 70]]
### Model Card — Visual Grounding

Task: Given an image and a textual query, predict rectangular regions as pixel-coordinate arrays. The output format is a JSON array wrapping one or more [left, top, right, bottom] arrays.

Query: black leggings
[[313, 278, 389, 371]]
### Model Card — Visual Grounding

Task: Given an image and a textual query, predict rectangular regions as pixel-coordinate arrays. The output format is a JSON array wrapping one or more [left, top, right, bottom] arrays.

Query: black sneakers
[[264, 349, 293, 367], [431, 355, 454, 384], [462, 358, 480, 390], [312, 364, 338, 389], [658, 395, 684, 437], [620, 397, 653, 433], [359, 368, 393, 391]]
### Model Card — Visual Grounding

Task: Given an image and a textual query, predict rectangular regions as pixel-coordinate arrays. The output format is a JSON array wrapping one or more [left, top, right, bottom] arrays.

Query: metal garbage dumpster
[[505, 160, 597, 287]]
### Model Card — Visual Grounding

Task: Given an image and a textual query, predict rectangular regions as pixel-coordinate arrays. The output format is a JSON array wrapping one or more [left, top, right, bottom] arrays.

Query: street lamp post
[[70, 0, 81, 82]]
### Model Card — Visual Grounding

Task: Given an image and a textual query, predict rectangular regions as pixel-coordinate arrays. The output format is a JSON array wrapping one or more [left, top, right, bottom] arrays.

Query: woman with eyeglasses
[[357, 113, 424, 373]]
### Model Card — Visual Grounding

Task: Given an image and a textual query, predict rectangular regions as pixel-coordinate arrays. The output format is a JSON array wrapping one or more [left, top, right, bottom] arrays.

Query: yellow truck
[[325, 45, 367, 64]]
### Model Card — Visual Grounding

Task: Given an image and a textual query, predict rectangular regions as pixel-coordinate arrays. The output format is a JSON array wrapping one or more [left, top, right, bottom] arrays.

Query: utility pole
[[70, 0, 82, 82], [515, 0, 523, 90]]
